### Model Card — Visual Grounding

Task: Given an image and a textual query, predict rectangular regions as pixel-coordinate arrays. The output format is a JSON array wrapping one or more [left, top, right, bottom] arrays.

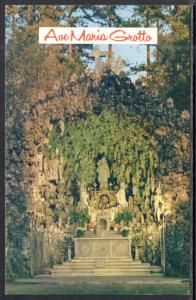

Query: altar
[[73, 225, 132, 262], [74, 235, 131, 258]]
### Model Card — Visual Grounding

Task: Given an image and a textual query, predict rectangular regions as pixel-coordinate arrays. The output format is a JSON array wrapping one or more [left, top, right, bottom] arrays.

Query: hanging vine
[[43, 109, 158, 203]]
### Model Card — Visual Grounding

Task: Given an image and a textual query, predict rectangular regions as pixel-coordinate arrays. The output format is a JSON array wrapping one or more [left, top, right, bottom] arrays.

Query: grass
[[5, 278, 190, 295]]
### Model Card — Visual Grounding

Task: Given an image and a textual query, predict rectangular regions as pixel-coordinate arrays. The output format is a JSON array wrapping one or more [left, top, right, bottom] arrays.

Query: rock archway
[[6, 70, 181, 277]]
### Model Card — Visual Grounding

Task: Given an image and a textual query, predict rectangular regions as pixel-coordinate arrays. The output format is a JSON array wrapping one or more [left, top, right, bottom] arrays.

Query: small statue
[[98, 195, 110, 209], [78, 185, 89, 209], [116, 182, 128, 209], [97, 157, 110, 190], [128, 196, 134, 208]]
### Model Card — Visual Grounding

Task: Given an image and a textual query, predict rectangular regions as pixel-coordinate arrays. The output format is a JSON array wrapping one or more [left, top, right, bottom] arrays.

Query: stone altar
[[75, 236, 131, 258]]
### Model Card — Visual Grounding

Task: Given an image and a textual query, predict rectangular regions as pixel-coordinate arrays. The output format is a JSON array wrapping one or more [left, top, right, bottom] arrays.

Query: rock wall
[[6, 70, 190, 276], [15, 72, 98, 274]]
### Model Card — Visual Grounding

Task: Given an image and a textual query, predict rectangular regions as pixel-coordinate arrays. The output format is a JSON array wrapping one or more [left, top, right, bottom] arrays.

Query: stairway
[[84, 230, 124, 238], [41, 257, 163, 277], [36, 230, 163, 277]]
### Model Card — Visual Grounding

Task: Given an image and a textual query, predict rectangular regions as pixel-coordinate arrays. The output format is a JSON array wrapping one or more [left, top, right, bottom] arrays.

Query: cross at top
[[89, 46, 108, 74]]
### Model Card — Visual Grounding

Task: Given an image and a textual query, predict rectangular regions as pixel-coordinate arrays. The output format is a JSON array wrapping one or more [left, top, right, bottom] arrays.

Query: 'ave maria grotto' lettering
[[44, 29, 152, 43]]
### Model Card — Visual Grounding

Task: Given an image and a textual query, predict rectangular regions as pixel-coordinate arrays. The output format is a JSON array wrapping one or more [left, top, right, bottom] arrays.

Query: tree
[[165, 201, 189, 277], [133, 6, 163, 66], [130, 5, 191, 111], [82, 5, 124, 68], [5, 5, 87, 120]]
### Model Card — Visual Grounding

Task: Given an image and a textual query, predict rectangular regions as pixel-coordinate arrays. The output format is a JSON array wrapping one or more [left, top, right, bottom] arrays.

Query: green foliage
[[5, 5, 190, 280], [76, 229, 85, 237], [6, 121, 31, 280], [165, 202, 189, 277], [6, 248, 31, 281], [130, 5, 191, 111], [61, 237, 75, 260], [6, 205, 31, 280], [141, 240, 161, 265], [114, 213, 123, 224], [121, 229, 129, 237], [114, 209, 133, 226], [62, 237, 74, 251], [132, 234, 141, 246], [47, 110, 156, 194], [5, 5, 86, 119], [70, 208, 90, 227]]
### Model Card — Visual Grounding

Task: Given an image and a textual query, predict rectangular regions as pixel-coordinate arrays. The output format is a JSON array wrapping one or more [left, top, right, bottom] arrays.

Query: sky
[[96, 44, 147, 82], [72, 5, 151, 82], [6, 5, 156, 82]]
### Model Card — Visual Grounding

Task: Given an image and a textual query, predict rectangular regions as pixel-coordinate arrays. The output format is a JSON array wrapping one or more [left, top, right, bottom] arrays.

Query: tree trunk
[[108, 44, 113, 69], [68, 44, 73, 58], [147, 45, 150, 67]]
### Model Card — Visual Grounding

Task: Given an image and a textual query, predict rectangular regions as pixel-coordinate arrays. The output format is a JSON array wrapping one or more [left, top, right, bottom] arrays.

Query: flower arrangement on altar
[[87, 223, 97, 232], [110, 224, 121, 231], [120, 226, 130, 237]]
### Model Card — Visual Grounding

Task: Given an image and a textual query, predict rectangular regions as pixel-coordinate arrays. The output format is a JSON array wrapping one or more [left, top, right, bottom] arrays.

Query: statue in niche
[[78, 185, 89, 209], [59, 120, 65, 136], [128, 196, 134, 208], [98, 194, 110, 209], [97, 157, 110, 190], [116, 182, 128, 209]]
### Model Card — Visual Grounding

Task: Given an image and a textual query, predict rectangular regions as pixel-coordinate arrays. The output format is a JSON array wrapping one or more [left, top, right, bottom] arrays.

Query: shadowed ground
[[6, 276, 190, 295]]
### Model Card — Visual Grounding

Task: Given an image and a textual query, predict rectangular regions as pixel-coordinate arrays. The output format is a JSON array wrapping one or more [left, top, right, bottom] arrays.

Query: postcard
[[4, 4, 193, 296]]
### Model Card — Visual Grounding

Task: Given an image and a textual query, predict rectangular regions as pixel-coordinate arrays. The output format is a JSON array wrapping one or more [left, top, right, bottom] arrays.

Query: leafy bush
[[120, 227, 129, 237], [70, 208, 90, 227], [76, 228, 85, 237], [114, 209, 132, 226], [165, 202, 189, 277], [47, 109, 157, 188], [141, 240, 161, 265], [61, 237, 74, 260], [6, 248, 30, 281]]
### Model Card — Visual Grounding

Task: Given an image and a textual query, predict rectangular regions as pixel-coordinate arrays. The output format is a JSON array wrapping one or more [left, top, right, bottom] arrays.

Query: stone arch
[[99, 218, 107, 229], [96, 215, 110, 230]]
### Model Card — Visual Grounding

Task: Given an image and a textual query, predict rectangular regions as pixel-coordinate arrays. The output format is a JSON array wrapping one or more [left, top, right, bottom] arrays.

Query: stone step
[[52, 266, 94, 270], [107, 258, 139, 261], [53, 263, 161, 267], [49, 262, 160, 270], [50, 267, 162, 274], [51, 269, 94, 273], [106, 257, 138, 260], [50, 270, 162, 276], [84, 234, 122, 238], [51, 267, 161, 272], [72, 258, 96, 261], [51, 271, 72, 274], [75, 256, 130, 259], [107, 263, 151, 268], [71, 263, 95, 266], [43, 255, 162, 277], [55, 264, 94, 268], [94, 269, 151, 274], [52, 268, 94, 272], [45, 273, 164, 277], [70, 262, 95, 264]]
